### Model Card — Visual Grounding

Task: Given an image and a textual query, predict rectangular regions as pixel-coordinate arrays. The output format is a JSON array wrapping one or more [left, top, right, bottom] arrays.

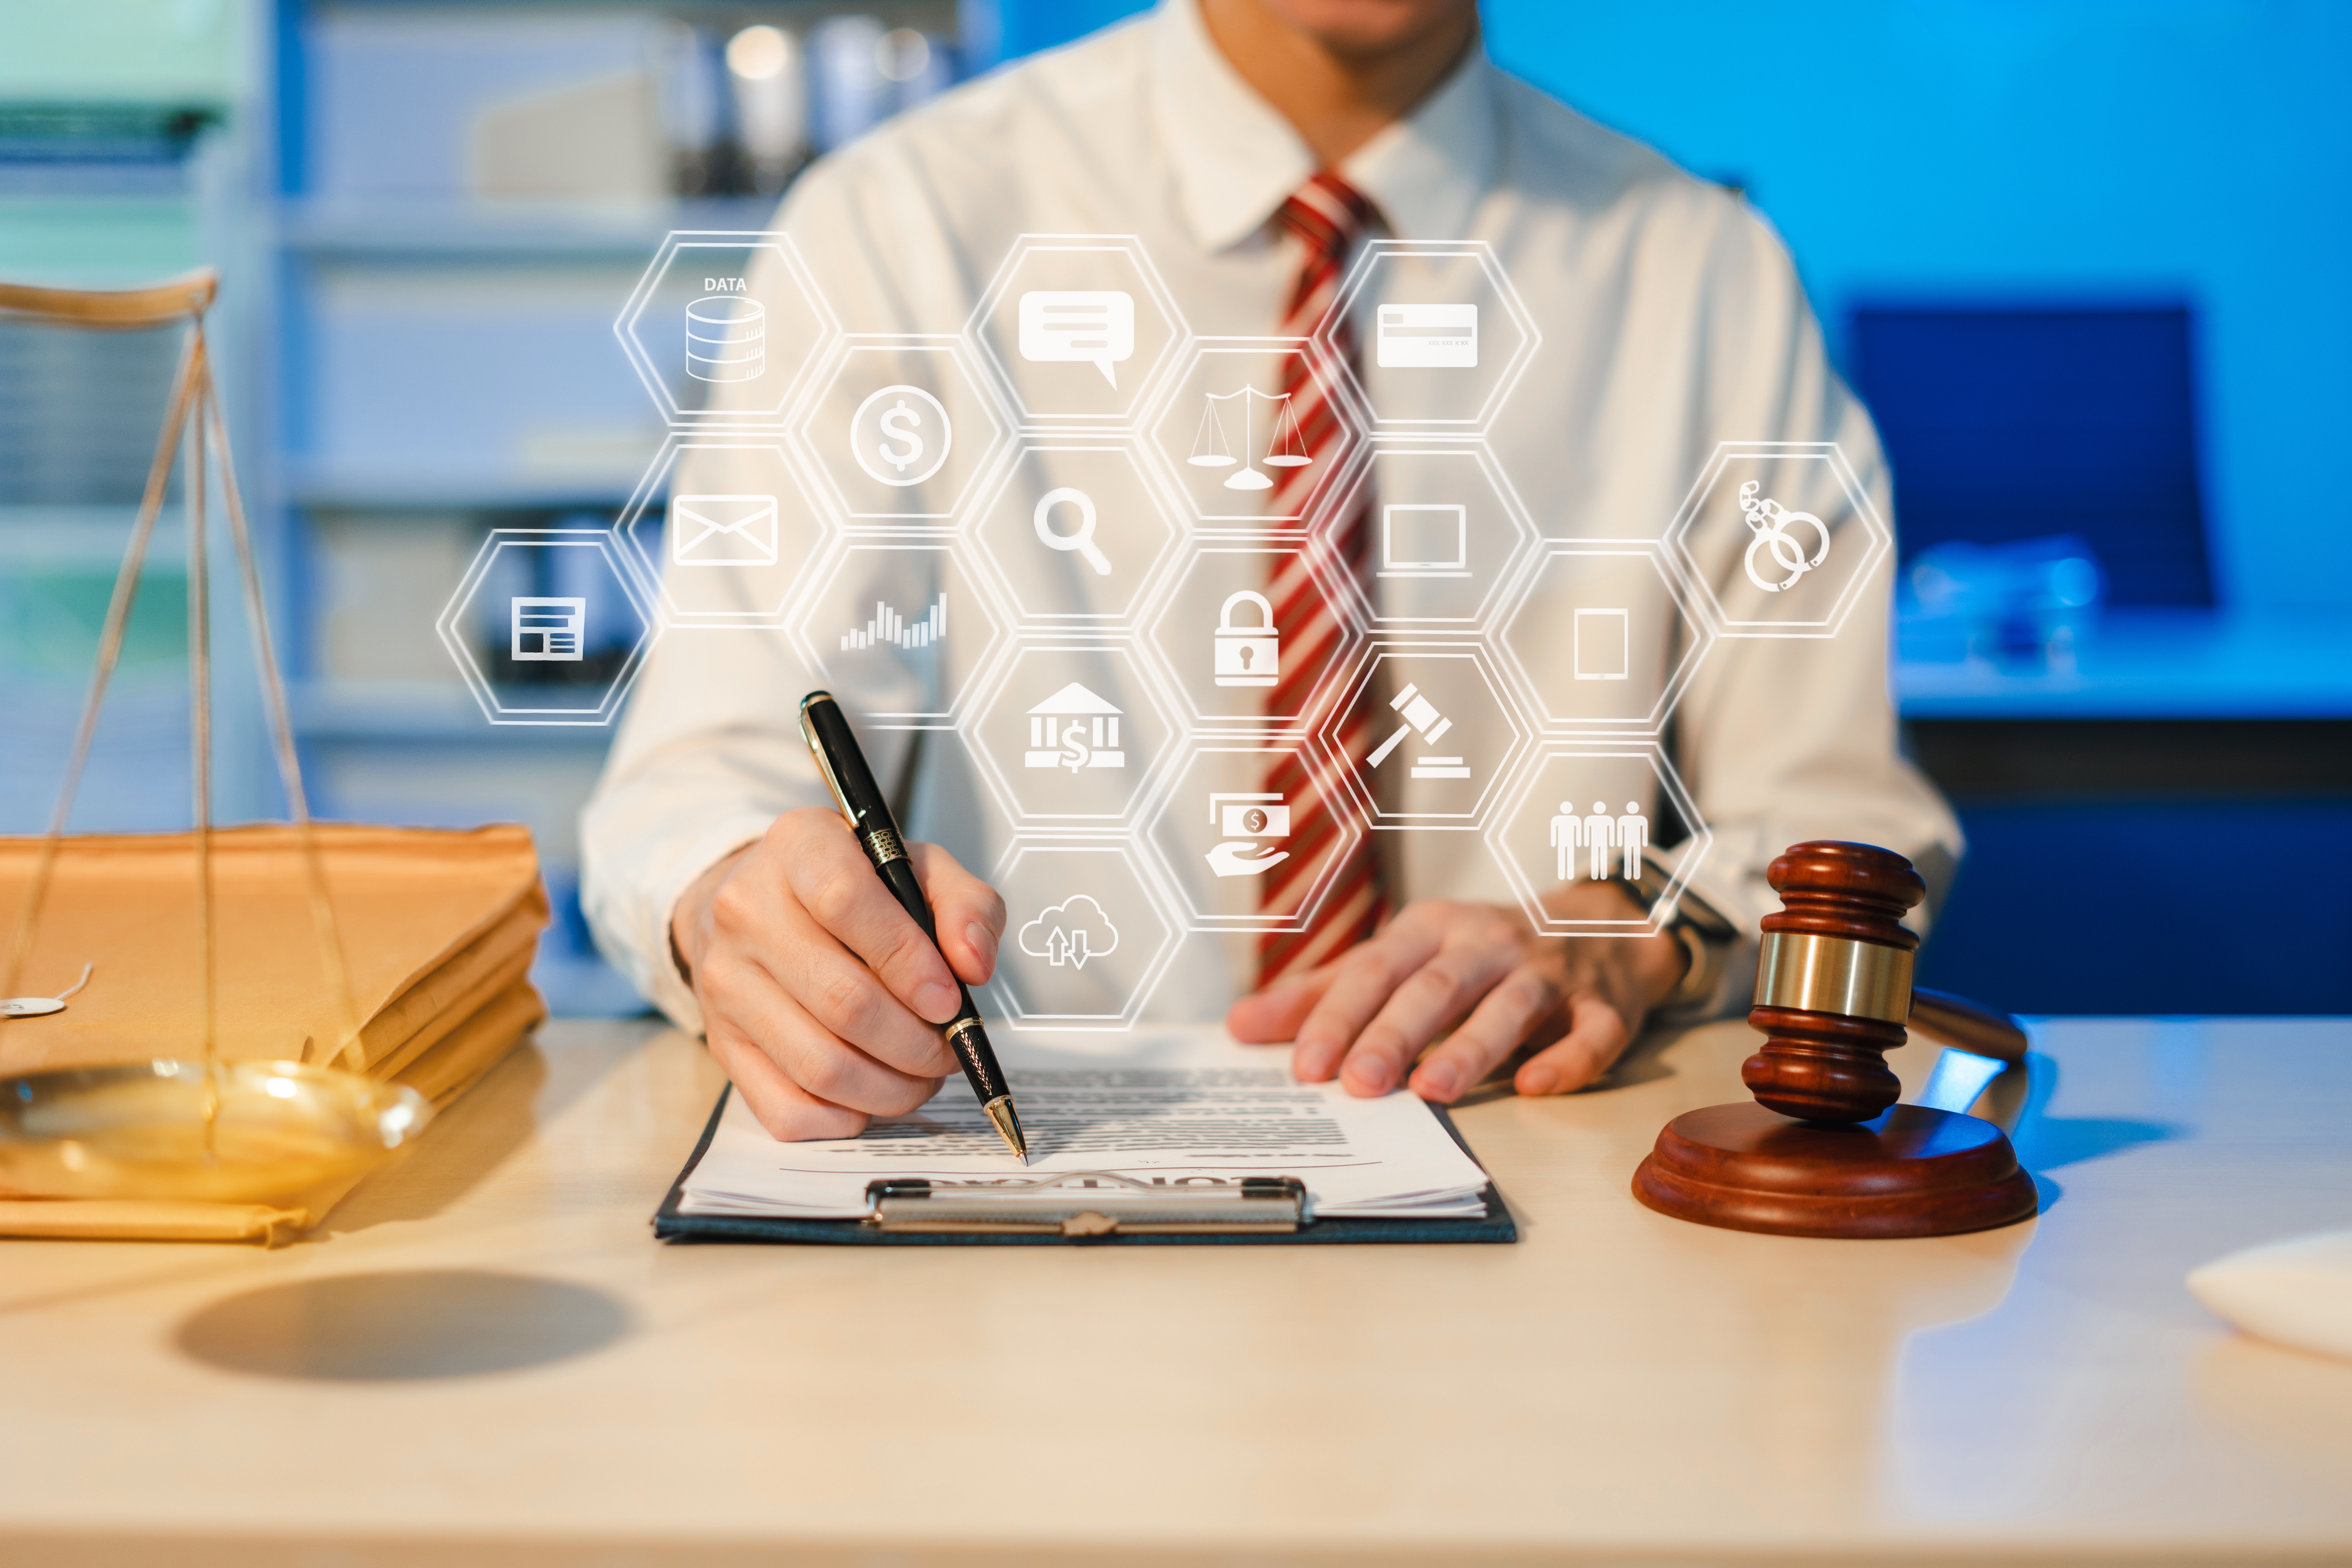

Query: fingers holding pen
[[908, 841, 1004, 988]]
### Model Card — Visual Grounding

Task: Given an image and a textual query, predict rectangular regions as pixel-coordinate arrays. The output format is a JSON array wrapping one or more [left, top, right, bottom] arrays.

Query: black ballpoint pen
[[797, 691, 1028, 1163]]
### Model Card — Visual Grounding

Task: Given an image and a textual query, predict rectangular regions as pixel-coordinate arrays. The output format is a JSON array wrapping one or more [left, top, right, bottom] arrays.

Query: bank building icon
[[1023, 682, 1127, 771]]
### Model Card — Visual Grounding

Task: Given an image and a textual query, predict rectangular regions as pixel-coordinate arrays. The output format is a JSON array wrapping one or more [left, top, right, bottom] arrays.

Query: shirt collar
[[1150, 0, 1498, 252]]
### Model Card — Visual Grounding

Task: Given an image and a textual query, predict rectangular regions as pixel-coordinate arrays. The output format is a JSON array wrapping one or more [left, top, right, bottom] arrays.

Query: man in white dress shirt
[[582, 0, 1961, 1140]]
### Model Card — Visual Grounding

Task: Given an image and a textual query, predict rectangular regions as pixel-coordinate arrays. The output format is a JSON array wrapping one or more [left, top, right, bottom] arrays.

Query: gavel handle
[[1908, 986, 2029, 1064]]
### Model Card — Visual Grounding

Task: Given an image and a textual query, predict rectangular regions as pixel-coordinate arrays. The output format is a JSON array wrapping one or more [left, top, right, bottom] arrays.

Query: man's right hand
[[669, 807, 1006, 1141]]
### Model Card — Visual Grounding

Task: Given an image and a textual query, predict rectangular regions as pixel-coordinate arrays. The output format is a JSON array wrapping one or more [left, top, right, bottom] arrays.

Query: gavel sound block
[[1633, 841, 2039, 1239]]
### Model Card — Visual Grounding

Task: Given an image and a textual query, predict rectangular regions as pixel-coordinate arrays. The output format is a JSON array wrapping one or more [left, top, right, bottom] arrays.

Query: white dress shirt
[[581, 0, 1962, 1035]]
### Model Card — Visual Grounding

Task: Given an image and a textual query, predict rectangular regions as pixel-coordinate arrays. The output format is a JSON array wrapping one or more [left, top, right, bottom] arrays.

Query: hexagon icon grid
[[989, 839, 1182, 1031], [1323, 641, 1528, 831], [1484, 740, 1713, 939], [1143, 337, 1362, 530], [437, 528, 656, 726], [787, 535, 1003, 725], [1142, 542, 1360, 732], [615, 231, 837, 427], [962, 639, 1183, 829], [1323, 441, 1536, 631], [1313, 240, 1539, 434], [1666, 441, 1892, 638], [793, 334, 1009, 524], [966, 439, 1186, 626], [1143, 741, 1364, 932], [965, 235, 1187, 427], [616, 436, 834, 626], [1494, 542, 1715, 733]]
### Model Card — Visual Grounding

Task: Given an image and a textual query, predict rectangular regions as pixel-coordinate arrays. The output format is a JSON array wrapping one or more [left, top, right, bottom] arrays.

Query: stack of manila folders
[[0, 823, 550, 1243]]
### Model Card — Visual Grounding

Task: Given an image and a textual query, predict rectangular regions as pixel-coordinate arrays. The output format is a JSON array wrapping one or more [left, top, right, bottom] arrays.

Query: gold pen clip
[[797, 692, 861, 832]]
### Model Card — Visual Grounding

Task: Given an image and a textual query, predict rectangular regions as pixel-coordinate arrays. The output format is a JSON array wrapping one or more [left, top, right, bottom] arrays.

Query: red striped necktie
[[1254, 171, 1388, 988]]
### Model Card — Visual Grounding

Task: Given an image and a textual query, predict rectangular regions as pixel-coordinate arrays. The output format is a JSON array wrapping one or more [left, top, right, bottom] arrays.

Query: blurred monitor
[[1850, 305, 2213, 607]]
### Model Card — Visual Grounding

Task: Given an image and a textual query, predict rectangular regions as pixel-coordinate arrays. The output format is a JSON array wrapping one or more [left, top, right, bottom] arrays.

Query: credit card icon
[[1376, 303, 1478, 368]]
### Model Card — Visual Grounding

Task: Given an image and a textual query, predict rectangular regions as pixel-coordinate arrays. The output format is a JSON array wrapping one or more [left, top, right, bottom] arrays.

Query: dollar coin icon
[[851, 383, 953, 488]]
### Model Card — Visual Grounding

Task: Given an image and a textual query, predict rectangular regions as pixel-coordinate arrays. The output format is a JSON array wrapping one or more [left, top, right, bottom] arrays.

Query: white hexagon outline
[[1139, 538, 1364, 735], [790, 332, 1011, 525], [1311, 239, 1541, 435], [1317, 437, 1539, 633], [1320, 639, 1530, 832], [963, 233, 1190, 429], [612, 433, 838, 628], [1138, 738, 1366, 932], [1665, 440, 1892, 639], [958, 634, 1188, 832], [986, 837, 1184, 1032], [1482, 739, 1714, 939], [436, 527, 658, 727], [614, 230, 839, 428], [783, 531, 1005, 727], [961, 436, 1190, 629], [1490, 539, 1718, 734], [1138, 335, 1365, 530]]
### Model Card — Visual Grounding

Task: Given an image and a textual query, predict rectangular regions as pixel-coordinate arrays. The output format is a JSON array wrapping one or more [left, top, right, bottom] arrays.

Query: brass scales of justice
[[0, 269, 432, 1205]]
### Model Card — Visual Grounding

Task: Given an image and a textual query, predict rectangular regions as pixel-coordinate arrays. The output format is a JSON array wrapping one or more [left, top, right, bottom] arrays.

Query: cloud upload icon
[[1018, 894, 1120, 970]]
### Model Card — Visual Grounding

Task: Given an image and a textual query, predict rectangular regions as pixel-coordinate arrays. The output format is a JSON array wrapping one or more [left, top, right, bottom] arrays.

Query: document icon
[[1376, 304, 1478, 368], [510, 597, 585, 662], [670, 494, 779, 567]]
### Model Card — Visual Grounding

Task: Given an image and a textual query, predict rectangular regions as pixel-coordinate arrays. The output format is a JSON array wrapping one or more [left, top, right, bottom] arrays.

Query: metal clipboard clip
[[864, 1171, 1310, 1237]]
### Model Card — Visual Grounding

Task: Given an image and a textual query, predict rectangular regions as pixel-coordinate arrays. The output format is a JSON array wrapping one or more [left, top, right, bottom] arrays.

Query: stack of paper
[[0, 823, 550, 1241], [680, 1027, 1495, 1222]]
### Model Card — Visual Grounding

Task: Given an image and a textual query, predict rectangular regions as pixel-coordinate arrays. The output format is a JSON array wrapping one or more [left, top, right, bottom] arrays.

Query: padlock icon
[[1214, 590, 1279, 688]]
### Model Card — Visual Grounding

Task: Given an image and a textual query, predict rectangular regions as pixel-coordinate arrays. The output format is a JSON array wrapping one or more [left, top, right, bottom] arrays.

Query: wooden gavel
[[1743, 840, 2025, 1123]]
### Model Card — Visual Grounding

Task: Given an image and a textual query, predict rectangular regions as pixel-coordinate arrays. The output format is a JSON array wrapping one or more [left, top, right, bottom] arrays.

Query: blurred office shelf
[[1896, 609, 2352, 721], [285, 464, 640, 512], [290, 681, 626, 744], [278, 196, 789, 259]]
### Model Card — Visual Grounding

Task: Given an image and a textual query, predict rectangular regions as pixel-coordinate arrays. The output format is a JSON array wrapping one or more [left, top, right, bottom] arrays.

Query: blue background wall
[[996, 0, 2352, 617]]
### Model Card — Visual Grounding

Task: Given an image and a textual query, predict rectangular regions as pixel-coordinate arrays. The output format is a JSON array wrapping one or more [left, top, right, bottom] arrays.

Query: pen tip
[[982, 1095, 1027, 1164]]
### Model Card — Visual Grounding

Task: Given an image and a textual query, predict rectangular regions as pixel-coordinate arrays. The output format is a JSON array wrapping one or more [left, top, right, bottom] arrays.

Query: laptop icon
[[1378, 504, 1471, 579]]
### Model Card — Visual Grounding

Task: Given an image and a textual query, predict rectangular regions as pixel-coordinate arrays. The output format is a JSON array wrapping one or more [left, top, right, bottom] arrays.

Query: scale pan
[[1260, 456, 1311, 468], [1187, 455, 1238, 468], [0, 1059, 431, 1204]]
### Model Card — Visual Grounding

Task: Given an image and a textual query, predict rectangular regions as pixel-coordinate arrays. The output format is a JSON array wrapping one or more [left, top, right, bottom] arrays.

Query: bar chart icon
[[838, 591, 947, 653]]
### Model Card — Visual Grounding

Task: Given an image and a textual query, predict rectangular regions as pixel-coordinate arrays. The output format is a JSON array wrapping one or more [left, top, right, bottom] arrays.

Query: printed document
[[678, 1025, 1493, 1221]]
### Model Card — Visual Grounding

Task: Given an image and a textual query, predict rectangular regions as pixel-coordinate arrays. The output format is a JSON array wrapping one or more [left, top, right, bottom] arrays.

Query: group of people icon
[[1549, 800, 1648, 882]]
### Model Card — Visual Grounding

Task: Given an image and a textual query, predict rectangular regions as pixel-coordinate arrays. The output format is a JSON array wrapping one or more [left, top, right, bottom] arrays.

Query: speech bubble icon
[[1018, 289, 1135, 389]]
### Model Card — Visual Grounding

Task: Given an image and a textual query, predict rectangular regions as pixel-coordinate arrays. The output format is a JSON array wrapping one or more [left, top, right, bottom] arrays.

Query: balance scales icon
[[1188, 387, 1311, 491]]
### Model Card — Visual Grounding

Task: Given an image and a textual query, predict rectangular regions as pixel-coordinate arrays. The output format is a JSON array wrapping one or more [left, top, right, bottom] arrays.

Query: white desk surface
[[3, 1015, 2349, 1565]]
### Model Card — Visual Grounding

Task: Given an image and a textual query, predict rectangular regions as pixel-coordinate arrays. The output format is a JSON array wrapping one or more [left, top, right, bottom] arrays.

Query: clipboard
[[652, 1087, 1519, 1246]]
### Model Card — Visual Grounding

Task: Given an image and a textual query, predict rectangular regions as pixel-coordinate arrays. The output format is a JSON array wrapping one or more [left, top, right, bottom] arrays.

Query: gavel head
[[1742, 840, 1925, 1123]]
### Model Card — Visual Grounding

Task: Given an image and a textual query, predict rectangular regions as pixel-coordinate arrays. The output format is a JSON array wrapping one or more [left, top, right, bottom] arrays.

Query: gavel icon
[[1635, 841, 2040, 1239]]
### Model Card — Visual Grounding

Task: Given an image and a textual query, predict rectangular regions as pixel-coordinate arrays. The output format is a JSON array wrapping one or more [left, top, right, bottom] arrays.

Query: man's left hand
[[1224, 884, 1691, 1102]]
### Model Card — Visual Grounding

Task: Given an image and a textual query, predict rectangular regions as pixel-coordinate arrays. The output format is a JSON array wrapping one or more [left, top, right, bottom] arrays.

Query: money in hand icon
[[851, 383, 952, 488]]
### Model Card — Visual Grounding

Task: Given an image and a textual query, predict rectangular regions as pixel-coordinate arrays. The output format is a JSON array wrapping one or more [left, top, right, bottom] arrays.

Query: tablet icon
[[1376, 304, 1478, 369], [670, 494, 779, 567], [1573, 608, 1629, 680], [851, 384, 952, 487]]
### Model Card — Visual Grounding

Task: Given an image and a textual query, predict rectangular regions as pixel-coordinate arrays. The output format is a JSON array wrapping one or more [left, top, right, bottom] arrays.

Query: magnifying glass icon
[[1033, 487, 1113, 576]]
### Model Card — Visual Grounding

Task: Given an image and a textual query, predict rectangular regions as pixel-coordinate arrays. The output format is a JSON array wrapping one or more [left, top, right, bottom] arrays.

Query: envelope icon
[[671, 494, 778, 567]]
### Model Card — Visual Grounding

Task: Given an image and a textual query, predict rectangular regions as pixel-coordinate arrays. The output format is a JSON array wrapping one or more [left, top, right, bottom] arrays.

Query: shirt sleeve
[[1660, 195, 1964, 1014]]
